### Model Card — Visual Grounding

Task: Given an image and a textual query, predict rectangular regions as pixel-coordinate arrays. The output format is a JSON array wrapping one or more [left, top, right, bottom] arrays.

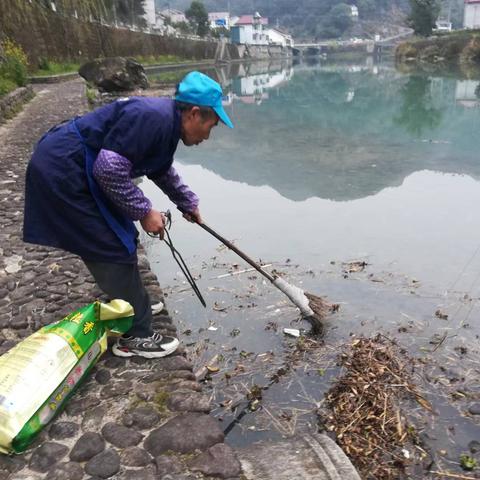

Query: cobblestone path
[[0, 80, 242, 480]]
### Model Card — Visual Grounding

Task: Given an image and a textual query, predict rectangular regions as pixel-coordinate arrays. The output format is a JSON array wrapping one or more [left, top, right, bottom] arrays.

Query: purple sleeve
[[152, 165, 199, 213], [92, 149, 152, 221]]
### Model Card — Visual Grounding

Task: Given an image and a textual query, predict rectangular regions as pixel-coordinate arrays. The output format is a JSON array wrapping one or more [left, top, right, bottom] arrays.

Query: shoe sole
[[112, 338, 179, 359], [151, 302, 165, 315]]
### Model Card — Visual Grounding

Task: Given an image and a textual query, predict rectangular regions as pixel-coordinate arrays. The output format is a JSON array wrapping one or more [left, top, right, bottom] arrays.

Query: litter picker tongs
[[147, 210, 206, 307]]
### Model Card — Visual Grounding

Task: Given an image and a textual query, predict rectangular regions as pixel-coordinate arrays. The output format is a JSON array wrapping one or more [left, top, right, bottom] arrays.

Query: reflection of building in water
[[222, 92, 234, 106], [455, 80, 480, 107], [231, 67, 293, 105]]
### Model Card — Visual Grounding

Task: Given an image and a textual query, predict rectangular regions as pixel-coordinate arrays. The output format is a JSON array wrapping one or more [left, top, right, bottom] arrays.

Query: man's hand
[[140, 209, 166, 239], [183, 207, 202, 224]]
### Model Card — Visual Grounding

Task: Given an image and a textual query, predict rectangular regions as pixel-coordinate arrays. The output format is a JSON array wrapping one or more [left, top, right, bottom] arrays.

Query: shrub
[[37, 57, 51, 71], [460, 36, 480, 65], [0, 78, 17, 96], [0, 38, 28, 89]]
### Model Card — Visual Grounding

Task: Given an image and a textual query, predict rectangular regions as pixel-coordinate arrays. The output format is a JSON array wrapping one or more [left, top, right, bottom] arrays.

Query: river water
[[142, 59, 480, 472]]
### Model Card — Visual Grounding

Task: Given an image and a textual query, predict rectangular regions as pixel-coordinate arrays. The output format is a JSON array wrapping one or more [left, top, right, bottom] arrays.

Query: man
[[23, 71, 233, 359]]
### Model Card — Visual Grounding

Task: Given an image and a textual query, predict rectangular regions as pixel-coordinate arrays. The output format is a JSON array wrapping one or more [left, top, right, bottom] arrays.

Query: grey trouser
[[83, 260, 153, 338]]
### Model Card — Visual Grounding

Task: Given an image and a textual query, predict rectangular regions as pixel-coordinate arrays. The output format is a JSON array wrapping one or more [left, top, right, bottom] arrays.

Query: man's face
[[181, 107, 219, 146]]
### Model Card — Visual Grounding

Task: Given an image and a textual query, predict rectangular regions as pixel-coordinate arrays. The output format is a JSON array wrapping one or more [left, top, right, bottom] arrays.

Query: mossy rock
[[153, 391, 170, 412]]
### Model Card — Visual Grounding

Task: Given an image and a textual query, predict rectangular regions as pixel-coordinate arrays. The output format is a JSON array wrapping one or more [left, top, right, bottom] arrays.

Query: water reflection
[[394, 76, 442, 137], [455, 79, 480, 108], [169, 60, 480, 202], [143, 61, 480, 458]]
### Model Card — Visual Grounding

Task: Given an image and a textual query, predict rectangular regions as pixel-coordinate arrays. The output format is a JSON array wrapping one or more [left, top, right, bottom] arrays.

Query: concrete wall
[[1, 0, 218, 68]]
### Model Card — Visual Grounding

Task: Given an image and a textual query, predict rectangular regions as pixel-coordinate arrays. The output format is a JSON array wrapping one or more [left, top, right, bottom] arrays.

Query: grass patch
[[148, 68, 193, 84], [134, 54, 192, 66], [85, 86, 99, 108], [0, 78, 18, 97], [32, 60, 80, 77]]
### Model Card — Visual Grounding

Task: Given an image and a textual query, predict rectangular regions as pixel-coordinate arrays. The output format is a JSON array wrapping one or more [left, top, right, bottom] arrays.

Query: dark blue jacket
[[23, 97, 181, 263]]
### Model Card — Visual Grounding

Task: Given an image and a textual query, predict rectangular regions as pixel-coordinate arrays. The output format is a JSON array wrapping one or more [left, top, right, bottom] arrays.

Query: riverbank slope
[[395, 30, 480, 76]]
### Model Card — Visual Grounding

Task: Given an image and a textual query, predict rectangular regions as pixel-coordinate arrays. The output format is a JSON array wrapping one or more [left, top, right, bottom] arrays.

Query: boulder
[[79, 57, 148, 92]]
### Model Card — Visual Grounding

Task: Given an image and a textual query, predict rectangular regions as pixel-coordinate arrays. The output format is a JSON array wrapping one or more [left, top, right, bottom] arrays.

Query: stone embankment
[[0, 79, 242, 480], [0, 86, 35, 125]]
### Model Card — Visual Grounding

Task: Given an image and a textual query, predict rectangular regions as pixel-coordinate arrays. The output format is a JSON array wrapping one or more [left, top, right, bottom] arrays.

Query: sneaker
[[112, 332, 179, 359]]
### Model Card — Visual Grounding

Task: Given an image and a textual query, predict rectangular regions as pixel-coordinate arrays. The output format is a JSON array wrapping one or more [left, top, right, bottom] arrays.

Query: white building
[[350, 5, 359, 17], [434, 19, 453, 31], [464, 0, 480, 28], [231, 12, 269, 45], [209, 12, 231, 29], [142, 0, 156, 26], [160, 8, 187, 24], [267, 28, 294, 47]]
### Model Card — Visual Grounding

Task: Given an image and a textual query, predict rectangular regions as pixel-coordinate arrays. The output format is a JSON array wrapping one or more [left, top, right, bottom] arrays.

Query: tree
[[357, 0, 376, 18], [185, 1, 209, 37], [329, 4, 354, 32], [394, 76, 442, 136], [408, 0, 440, 36]]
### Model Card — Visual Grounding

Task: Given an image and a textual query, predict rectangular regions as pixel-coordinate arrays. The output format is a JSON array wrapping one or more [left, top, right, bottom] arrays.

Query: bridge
[[293, 28, 413, 56]]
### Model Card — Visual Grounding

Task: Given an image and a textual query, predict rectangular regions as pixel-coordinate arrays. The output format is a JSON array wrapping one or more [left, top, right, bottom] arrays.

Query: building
[[434, 19, 453, 31], [267, 28, 294, 48], [142, 0, 156, 27], [209, 12, 231, 29], [231, 12, 269, 45], [160, 8, 187, 24], [350, 5, 359, 17], [464, 0, 480, 28]]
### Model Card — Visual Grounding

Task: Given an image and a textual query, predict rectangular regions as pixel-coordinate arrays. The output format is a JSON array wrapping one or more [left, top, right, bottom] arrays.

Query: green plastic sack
[[0, 299, 133, 454]]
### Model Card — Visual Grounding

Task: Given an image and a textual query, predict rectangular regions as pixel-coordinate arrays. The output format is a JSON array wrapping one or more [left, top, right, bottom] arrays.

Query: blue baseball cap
[[175, 71, 234, 129]]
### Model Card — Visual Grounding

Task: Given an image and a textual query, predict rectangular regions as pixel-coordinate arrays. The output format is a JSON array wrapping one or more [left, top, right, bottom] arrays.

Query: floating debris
[[343, 260, 368, 273], [283, 328, 301, 338], [435, 309, 449, 320], [318, 335, 428, 480]]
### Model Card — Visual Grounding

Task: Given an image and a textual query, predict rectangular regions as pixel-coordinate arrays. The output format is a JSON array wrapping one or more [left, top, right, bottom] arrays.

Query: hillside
[[157, 0, 469, 41], [157, 0, 411, 40]]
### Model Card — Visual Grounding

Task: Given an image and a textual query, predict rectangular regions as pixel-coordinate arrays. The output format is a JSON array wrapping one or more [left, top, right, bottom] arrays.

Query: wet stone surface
[[144, 412, 225, 456], [0, 79, 242, 479], [188, 443, 242, 479]]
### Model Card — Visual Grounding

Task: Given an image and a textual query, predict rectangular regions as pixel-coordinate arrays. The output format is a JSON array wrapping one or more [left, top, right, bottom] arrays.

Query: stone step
[[236, 432, 361, 480]]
